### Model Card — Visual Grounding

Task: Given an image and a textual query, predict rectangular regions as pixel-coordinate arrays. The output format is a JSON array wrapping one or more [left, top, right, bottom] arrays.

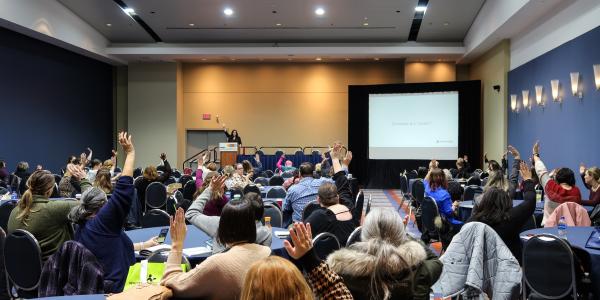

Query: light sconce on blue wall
[[535, 85, 544, 109], [510, 94, 519, 114], [522, 90, 531, 111], [551, 79, 561, 103], [593, 64, 600, 90], [570, 72, 582, 99]]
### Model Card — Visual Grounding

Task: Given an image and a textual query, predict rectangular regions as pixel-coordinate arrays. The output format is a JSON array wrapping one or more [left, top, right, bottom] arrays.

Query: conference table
[[458, 200, 594, 222], [125, 225, 287, 265], [520, 227, 600, 297]]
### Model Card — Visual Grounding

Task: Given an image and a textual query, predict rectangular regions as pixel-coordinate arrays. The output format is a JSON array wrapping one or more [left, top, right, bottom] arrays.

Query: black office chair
[[311, 150, 321, 156], [0, 200, 17, 233], [264, 170, 274, 178], [268, 175, 284, 186], [182, 180, 197, 200], [449, 168, 458, 178], [141, 209, 171, 228], [463, 185, 483, 201], [352, 190, 364, 226], [133, 167, 142, 178], [164, 176, 177, 186], [172, 170, 182, 179], [145, 182, 167, 211], [253, 177, 269, 186], [398, 175, 408, 194], [312, 232, 341, 260], [294, 150, 304, 157], [466, 176, 482, 186], [274, 150, 284, 158], [281, 171, 294, 179], [420, 197, 449, 250], [346, 226, 362, 247], [4, 229, 42, 298], [178, 175, 193, 188], [266, 186, 287, 198], [302, 200, 322, 221], [263, 203, 283, 228], [522, 234, 578, 299]]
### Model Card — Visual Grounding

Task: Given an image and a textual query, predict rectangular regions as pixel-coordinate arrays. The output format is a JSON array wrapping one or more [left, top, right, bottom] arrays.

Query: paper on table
[[275, 231, 290, 238], [182, 246, 212, 256], [139, 244, 171, 256]]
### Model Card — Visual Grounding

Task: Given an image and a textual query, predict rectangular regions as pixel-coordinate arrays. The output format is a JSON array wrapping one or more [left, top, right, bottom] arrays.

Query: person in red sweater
[[532, 141, 582, 226], [579, 164, 600, 206]]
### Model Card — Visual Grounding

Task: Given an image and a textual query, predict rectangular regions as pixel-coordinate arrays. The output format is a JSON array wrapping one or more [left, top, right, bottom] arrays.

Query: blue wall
[[0, 27, 113, 174], [508, 25, 600, 193]]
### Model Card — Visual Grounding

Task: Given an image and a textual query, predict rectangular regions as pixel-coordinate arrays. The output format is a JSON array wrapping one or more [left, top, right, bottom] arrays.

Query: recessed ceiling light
[[315, 7, 325, 15], [288, 58, 292, 61], [276, 23, 282, 26], [363, 22, 369, 26], [315, 57, 322, 61], [415, 6, 427, 13], [201, 58, 207, 61], [345, 58, 351, 61], [230, 58, 236, 61], [443, 22, 449, 26], [189, 23, 195, 26], [223, 8, 234, 16], [106, 23, 112, 27], [374, 58, 380, 61], [122, 7, 135, 15]]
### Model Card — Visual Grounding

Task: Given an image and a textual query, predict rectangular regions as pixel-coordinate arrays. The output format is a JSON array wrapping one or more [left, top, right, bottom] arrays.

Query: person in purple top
[[69, 132, 158, 293]]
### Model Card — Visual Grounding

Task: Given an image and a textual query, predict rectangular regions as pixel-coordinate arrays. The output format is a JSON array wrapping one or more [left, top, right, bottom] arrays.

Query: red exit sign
[[202, 114, 211, 120]]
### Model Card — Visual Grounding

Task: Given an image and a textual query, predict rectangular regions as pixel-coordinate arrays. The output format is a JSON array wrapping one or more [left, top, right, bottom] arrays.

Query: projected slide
[[369, 92, 459, 160]]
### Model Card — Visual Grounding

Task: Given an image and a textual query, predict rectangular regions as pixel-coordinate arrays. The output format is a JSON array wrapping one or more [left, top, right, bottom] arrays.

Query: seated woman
[[8, 168, 84, 261], [579, 163, 600, 206], [277, 154, 297, 173], [186, 177, 272, 253], [162, 205, 271, 299], [455, 156, 471, 179], [424, 167, 462, 228], [93, 168, 113, 194], [241, 223, 353, 300], [193, 171, 228, 216], [483, 169, 508, 192], [327, 208, 442, 300], [223, 164, 250, 190], [532, 141, 581, 225], [69, 132, 157, 292], [469, 161, 536, 263], [303, 144, 356, 245], [134, 153, 172, 209]]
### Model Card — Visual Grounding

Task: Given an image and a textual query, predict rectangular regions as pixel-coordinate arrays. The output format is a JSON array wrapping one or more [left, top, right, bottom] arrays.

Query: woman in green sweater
[[8, 166, 90, 261]]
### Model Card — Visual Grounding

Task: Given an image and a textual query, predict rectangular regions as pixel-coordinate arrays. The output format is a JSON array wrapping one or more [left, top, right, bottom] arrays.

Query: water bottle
[[10, 192, 17, 200], [557, 216, 567, 239], [264, 216, 272, 229]]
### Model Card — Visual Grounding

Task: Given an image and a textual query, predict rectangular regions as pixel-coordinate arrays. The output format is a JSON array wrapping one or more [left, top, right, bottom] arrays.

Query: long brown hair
[[427, 168, 448, 191], [241, 256, 313, 300], [17, 170, 55, 222], [94, 168, 113, 193], [193, 171, 223, 200]]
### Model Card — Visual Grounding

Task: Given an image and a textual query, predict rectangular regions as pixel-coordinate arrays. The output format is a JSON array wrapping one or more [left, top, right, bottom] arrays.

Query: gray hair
[[484, 170, 508, 192], [68, 187, 108, 224], [361, 208, 407, 245]]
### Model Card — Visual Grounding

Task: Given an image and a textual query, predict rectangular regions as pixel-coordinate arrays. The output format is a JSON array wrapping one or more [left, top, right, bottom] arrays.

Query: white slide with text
[[369, 92, 459, 160]]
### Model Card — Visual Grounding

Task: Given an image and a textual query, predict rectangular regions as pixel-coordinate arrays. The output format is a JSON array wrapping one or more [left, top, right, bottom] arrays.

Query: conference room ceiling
[[58, 0, 485, 44]]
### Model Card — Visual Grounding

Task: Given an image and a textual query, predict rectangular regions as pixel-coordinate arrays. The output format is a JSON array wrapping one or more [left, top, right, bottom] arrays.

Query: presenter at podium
[[222, 124, 242, 146]]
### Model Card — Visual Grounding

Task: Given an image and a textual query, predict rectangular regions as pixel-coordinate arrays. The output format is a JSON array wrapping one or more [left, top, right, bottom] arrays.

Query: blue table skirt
[[521, 227, 600, 298], [125, 225, 286, 265], [237, 154, 322, 173]]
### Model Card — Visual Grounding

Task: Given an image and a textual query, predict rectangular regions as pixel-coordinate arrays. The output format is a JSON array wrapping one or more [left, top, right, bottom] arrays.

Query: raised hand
[[67, 164, 86, 180], [519, 161, 532, 180], [111, 149, 117, 158], [507, 145, 520, 159], [463, 155, 469, 162], [283, 222, 313, 260], [36, 165, 43, 171], [118, 132, 134, 154], [169, 208, 187, 251], [210, 175, 227, 191], [331, 143, 344, 160], [343, 150, 353, 166], [160, 153, 167, 161], [580, 163, 586, 175], [532, 140, 540, 155], [254, 153, 260, 162]]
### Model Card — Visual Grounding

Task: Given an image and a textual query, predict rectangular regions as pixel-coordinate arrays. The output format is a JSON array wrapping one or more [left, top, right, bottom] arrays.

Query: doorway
[[186, 129, 226, 165]]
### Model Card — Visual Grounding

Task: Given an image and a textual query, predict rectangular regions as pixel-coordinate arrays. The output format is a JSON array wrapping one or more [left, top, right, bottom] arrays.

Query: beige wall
[[128, 63, 179, 168], [179, 62, 405, 166], [405, 62, 456, 83], [469, 40, 510, 163]]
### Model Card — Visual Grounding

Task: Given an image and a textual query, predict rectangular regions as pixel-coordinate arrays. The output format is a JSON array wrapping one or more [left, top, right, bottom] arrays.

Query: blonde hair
[[484, 170, 508, 192], [241, 256, 313, 300], [102, 159, 113, 168], [143, 165, 158, 181], [586, 167, 600, 182], [223, 165, 235, 178]]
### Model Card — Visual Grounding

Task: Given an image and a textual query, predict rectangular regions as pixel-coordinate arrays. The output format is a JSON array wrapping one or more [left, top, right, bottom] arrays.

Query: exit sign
[[202, 114, 211, 120]]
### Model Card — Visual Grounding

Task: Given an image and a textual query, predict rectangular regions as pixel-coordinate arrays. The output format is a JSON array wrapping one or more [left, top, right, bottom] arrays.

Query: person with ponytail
[[8, 168, 89, 261], [70, 132, 157, 293], [326, 208, 442, 300]]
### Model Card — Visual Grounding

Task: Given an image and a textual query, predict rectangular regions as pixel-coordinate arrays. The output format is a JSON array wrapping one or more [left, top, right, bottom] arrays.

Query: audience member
[[193, 171, 229, 216], [484, 151, 507, 173], [250, 152, 263, 175], [455, 155, 471, 179], [8, 169, 82, 260], [59, 164, 85, 198], [469, 161, 536, 262], [223, 127, 242, 146], [424, 166, 462, 229], [186, 177, 272, 253], [162, 204, 270, 299], [12, 161, 31, 191], [532, 141, 581, 225], [134, 152, 172, 209], [69, 132, 157, 293], [579, 163, 600, 206], [417, 166, 428, 179], [242, 223, 353, 300], [282, 169, 300, 190], [94, 168, 113, 194], [86, 159, 103, 182], [277, 154, 297, 173], [224, 164, 251, 190], [282, 162, 332, 224], [327, 208, 442, 300], [483, 169, 508, 192]]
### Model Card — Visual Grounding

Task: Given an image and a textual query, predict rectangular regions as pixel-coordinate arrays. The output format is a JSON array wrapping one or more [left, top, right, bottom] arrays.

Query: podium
[[219, 142, 239, 167]]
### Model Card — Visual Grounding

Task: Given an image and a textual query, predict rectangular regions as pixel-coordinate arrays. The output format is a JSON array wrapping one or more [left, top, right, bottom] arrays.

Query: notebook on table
[[585, 228, 600, 250]]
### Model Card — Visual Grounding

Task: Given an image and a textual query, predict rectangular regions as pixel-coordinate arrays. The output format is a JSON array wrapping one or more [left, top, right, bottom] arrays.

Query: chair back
[[420, 197, 442, 235], [178, 175, 193, 187], [312, 232, 341, 260], [164, 176, 177, 186], [141, 209, 171, 228], [264, 170, 274, 178], [266, 186, 287, 198], [0, 201, 17, 233], [447, 181, 464, 201], [4, 229, 42, 293], [463, 185, 483, 202], [281, 171, 294, 179], [449, 168, 458, 178], [263, 203, 283, 227], [53, 174, 62, 185], [172, 170, 182, 179], [311, 150, 321, 156], [133, 168, 142, 178], [411, 179, 425, 205], [346, 226, 362, 247], [146, 182, 167, 210], [294, 150, 304, 157], [398, 175, 408, 194], [365, 194, 372, 215], [302, 200, 322, 221], [182, 180, 197, 200], [406, 170, 418, 180], [268, 175, 284, 186], [253, 177, 269, 186], [352, 191, 364, 225], [172, 190, 184, 205], [522, 234, 577, 299], [466, 176, 481, 186], [274, 150, 284, 158]]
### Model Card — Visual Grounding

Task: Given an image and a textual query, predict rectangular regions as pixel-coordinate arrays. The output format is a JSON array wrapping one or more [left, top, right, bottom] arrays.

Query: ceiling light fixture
[[276, 23, 282, 26], [106, 23, 112, 27], [223, 8, 234, 16], [363, 22, 369, 26], [374, 58, 380, 61], [415, 6, 427, 13], [315, 8, 325, 16], [189, 23, 195, 26], [315, 57, 322, 61], [122, 7, 135, 15]]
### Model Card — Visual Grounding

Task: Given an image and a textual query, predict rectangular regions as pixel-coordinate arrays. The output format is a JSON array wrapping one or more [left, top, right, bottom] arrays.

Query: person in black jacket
[[223, 126, 242, 145], [135, 153, 172, 210], [455, 155, 471, 179]]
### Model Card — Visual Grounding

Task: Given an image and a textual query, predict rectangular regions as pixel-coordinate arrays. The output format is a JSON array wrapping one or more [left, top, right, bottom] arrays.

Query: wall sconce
[[535, 85, 544, 108], [570, 72, 582, 98], [593, 64, 600, 90], [551, 79, 561, 102], [522, 90, 531, 111], [510, 94, 519, 113]]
